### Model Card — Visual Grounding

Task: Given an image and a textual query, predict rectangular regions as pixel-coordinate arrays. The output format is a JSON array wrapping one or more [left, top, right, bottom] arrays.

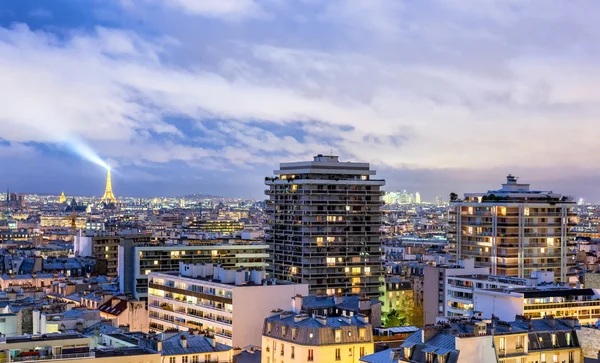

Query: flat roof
[[95, 347, 157, 357]]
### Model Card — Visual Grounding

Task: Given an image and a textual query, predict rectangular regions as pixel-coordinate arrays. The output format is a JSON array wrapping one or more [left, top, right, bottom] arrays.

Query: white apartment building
[[265, 154, 385, 299], [423, 259, 489, 325], [449, 175, 578, 282], [445, 271, 555, 318], [119, 241, 269, 300], [148, 262, 309, 348], [474, 287, 600, 325]]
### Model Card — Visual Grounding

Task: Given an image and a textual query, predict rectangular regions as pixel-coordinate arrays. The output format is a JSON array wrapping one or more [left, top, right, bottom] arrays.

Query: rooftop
[[95, 347, 158, 357]]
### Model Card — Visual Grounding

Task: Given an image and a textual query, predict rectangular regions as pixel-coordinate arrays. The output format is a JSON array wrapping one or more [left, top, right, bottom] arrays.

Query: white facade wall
[[473, 291, 524, 321], [455, 336, 497, 363]]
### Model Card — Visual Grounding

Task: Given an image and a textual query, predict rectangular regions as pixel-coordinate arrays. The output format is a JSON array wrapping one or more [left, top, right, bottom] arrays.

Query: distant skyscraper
[[449, 175, 577, 282], [265, 154, 385, 298], [100, 169, 117, 204], [415, 192, 421, 204], [435, 196, 443, 205]]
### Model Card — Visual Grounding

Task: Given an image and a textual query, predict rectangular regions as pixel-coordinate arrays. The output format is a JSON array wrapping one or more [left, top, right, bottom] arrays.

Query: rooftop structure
[[100, 169, 117, 204]]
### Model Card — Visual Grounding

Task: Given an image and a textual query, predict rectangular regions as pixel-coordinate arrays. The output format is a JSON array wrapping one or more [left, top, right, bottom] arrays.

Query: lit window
[[145, 270, 151, 275], [352, 267, 361, 275], [327, 258, 336, 266], [335, 330, 341, 343], [547, 237, 554, 245], [154, 260, 159, 265], [352, 278, 361, 286], [327, 237, 335, 242], [541, 248, 545, 253], [364, 267, 371, 276]]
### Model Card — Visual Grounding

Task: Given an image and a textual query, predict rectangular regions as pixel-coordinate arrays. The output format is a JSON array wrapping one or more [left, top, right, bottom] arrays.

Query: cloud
[[1, 0, 600, 198]]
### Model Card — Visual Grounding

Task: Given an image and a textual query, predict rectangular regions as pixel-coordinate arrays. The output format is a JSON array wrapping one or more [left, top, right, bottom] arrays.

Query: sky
[[1, 0, 599, 201]]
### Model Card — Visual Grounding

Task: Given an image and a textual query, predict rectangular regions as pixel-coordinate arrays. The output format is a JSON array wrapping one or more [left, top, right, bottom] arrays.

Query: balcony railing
[[10, 352, 95, 362]]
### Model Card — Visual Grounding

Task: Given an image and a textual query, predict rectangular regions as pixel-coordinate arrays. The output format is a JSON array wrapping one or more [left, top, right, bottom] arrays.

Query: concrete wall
[[473, 291, 523, 321], [0, 314, 19, 336], [232, 283, 309, 348], [423, 266, 440, 325], [455, 335, 496, 363], [577, 327, 600, 361]]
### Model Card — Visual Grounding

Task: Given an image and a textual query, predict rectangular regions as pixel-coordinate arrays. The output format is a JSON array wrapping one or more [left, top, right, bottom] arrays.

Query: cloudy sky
[[0, 0, 599, 201]]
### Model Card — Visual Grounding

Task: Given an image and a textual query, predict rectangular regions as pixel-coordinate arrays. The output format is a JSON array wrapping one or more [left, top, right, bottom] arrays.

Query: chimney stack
[[180, 335, 187, 349]]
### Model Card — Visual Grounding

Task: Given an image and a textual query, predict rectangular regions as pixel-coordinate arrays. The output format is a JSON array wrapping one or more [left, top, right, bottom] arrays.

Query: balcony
[[11, 352, 95, 362]]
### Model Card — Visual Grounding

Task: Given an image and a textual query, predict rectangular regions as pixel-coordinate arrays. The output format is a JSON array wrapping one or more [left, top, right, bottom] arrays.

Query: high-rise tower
[[449, 175, 578, 282], [100, 169, 117, 204], [265, 154, 385, 298]]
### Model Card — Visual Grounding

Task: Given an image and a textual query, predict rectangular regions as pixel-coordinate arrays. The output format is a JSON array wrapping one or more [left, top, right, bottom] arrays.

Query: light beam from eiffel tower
[[100, 168, 117, 204]]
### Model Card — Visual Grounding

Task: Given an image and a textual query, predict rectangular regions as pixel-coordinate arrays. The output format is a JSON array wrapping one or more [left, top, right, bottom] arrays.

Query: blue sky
[[1, 0, 600, 200]]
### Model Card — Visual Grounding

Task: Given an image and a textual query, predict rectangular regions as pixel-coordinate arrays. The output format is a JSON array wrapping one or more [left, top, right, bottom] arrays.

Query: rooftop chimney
[[292, 295, 303, 314], [180, 335, 187, 349]]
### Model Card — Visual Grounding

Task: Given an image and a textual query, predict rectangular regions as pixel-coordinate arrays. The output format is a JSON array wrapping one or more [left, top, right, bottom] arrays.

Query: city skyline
[[1, 1, 600, 200]]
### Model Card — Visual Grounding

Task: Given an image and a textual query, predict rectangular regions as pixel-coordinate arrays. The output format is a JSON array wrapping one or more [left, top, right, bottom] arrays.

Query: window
[[438, 354, 447, 363], [498, 337, 505, 352], [282, 326, 288, 336], [553, 353, 558, 363], [335, 330, 342, 343], [425, 352, 434, 363], [204, 355, 211, 363], [267, 322, 272, 334], [566, 332, 572, 346], [169, 358, 176, 363], [280, 343, 284, 356], [291, 346, 295, 359], [335, 348, 341, 361], [569, 351, 574, 362], [182, 357, 188, 363], [541, 353, 546, 363], [551, 334, 557, 347], [360, 347, 365, 357], [403, 347, 411, 360], [359, 328, 366, 340], [308, 349, 314, 361], [516, 335, 523, 349], [292, 328, 298, 340], [192, 356, 198, 363], [327, 258, 336, 266]]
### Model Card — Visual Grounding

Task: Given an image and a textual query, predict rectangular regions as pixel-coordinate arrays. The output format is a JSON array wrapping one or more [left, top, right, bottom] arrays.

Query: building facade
[[262, 311, 373, 363], [148, 262, 309, 348], [474, 287, 600, 325], [449, 175, 578, 282], [118, 241, 269, 300], [265, 155, 385, 298]]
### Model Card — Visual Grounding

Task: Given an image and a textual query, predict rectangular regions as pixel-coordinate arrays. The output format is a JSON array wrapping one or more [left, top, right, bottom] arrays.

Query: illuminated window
[[364, 267, 371, 276], [327, 258, 336, 266], [352, 287, 360, 294], [327, 237, 335, 242], [335, 330, 342, 343], [352, 278, 361, 286], [524, 208, 530, 216], [361, 175, 368, 180], [316, 237, 324, 245], [541, 248, 545, 253], [145, 270, 151, 275], [105, 246, 109, 252], [359, 328, 366, 340], [291, 267, 297, 275], [345, 205, 350, 211], [547, 238, 554, 246], [327, 216, 336, 222], [345, 267, 350, 273], [467, 227, 473, 234], [291, 184, 297, 191], [154, 260, 159, 265], [211, 250, 218, 256], [352, 267, 361, 275]]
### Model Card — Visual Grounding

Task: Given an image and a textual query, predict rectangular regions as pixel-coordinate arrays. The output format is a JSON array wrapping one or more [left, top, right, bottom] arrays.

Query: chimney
[[235, 269, 245, 286], [156, 340, 162, 352], [292, 295, 303, 314], [315, 315, 327, 326], [180, 335, 187, 349], [334, 294, 343, 305], [206, 336, 216, 348], [359, 297, 371, 311]]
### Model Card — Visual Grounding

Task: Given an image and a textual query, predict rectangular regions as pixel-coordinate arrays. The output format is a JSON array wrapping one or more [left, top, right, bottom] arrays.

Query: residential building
[[265, 154, 385, 298], [445, 271, 555, 319], [188, 219, 244, 235], [423, 259, 489, 325], [381, 278, 412, 314], [148, 262, 309, 348], [118, 241, 269, 300], [99, 297, 148, 332], [32, 309, 102, 334], [141, 331, 233, 363], [291, 294, 382, 328], [360, 316, 582, 363], [75, 232, 152, 277], [474, 287, 600, 325], [262, 310, 373, 363], [449, 175, 578, 281], [0, 332, 160, 363]]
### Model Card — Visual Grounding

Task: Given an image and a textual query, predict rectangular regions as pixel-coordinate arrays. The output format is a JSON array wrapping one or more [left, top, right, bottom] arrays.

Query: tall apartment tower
[[265, 154, 385, 299], [449, 175, 577, 282]]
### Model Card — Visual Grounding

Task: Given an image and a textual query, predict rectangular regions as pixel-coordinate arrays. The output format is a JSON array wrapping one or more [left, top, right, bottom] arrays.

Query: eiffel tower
[[100, 169, 117, 204]]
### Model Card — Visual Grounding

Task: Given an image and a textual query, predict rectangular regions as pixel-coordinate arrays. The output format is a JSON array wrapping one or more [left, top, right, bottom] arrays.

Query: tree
[[384, 309, 408, 327], [449, 192, 458, 202]]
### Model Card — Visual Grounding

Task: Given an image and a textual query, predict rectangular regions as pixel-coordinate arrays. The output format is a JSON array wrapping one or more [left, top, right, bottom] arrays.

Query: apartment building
[[187, 219, 244, 235], [74, 232, 152, 277], [445, 271, 555, 318], [369, 316, 582, 363], [449, 175, 578, 282], [265, 154, 385, 299], [381, 278, 413, 314], [262, 311, 373, 363], [141, 331, 233, 363], [148, 262, 308, 348], [0, 333, 160, 363], [423, 259, 489, 325], [118, 241, 269, 300], [474, 287, 600, 325]]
